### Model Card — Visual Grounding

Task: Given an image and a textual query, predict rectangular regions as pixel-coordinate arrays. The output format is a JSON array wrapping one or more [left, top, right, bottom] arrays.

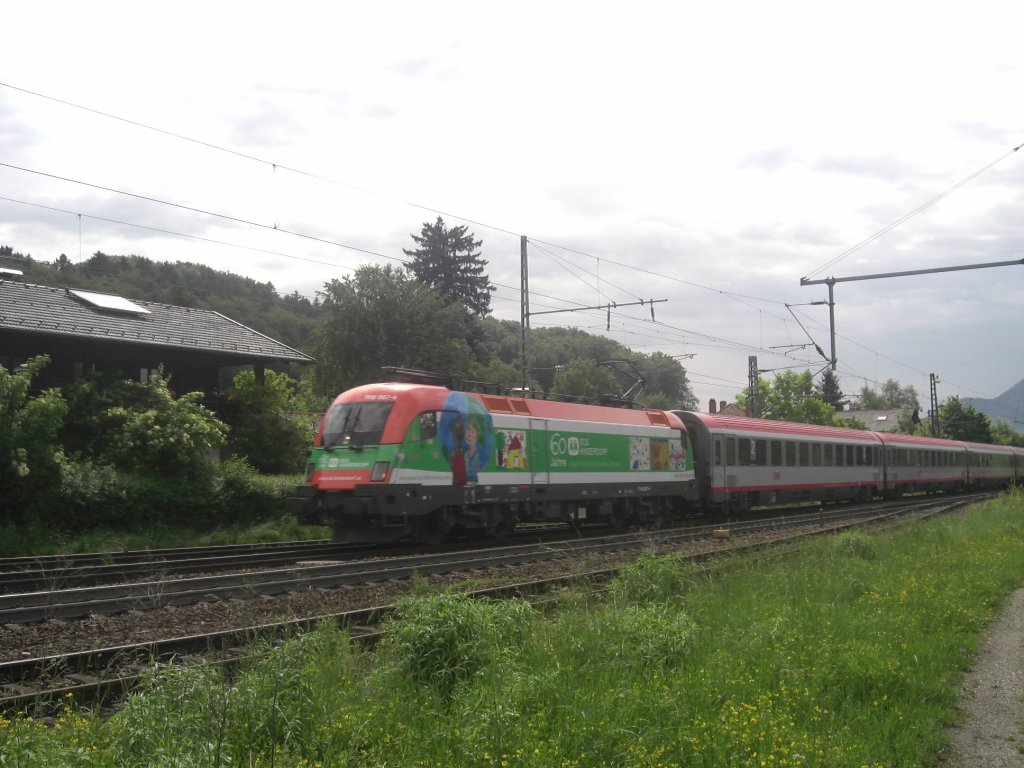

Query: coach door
[[529, 418, 549, 487], [712, 435, 728, 497]]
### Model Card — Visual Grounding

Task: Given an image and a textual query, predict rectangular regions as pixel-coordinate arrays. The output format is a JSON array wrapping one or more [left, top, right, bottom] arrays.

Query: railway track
[[0, 524, 578, 596], [0, 506, 873, 624], [0, 495, 991, 711]]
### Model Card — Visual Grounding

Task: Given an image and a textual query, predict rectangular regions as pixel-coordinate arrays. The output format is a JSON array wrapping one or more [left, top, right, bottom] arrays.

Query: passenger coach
[[674, 412, 884, 512]]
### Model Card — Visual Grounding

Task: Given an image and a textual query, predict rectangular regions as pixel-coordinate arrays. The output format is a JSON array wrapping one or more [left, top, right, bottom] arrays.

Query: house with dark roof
[[839, 408, 918, 433], [0, 279, 313, 393]]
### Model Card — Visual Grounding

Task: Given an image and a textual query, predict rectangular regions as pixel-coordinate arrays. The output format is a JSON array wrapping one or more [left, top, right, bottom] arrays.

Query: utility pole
[[929, 373, 940, 437], [747, 356, 759, 417], [801, 258, 1024, 376], [520, 235, 529, 390], [519, 236, 666, 391]]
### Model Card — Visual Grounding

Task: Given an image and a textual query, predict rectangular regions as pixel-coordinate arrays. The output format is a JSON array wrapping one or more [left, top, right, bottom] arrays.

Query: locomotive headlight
[[371, 461, 390, 482]]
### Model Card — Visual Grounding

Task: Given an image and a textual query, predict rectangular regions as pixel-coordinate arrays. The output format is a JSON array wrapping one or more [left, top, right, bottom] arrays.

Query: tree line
[[737, 369, 1023, 445], [1, 219, 698, 410]]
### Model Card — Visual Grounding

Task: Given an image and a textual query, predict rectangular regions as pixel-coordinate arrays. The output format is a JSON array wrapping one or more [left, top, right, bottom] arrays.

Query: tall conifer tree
[[404, 216, 494, 316]]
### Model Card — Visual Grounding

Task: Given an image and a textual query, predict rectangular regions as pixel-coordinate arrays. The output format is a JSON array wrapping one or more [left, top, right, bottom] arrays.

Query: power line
[[0, 195, 357, 279], [1, 80, 798, 311], [6, 80, 1011, 399], [803, 141, 1024, 281]]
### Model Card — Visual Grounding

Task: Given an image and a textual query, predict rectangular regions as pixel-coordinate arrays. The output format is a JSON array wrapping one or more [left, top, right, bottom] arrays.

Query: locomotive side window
[[321, 401, 394, 449], [770, 440, 782, 466], [418, 412, 438, 441]]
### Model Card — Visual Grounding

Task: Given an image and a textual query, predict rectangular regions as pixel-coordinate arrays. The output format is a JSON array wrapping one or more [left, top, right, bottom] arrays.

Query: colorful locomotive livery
[[288, 379, 1024, 544], [288, 381, 697, 543]]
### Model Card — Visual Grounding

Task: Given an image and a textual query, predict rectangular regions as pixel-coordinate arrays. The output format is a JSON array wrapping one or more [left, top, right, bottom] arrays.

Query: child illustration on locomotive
[[439, 391, 493, 485]]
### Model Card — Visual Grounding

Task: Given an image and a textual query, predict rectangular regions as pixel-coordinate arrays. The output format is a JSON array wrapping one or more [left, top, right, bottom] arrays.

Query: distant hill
[[965, 378, 1024, 429]]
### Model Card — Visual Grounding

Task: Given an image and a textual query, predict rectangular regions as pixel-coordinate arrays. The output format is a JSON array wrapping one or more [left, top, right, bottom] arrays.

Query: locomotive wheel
[[416, 509, 452, 546]]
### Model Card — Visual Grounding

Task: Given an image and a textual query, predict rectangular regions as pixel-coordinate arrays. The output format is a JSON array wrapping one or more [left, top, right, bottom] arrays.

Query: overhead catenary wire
[[0, 80, 795, 311], [0, 79, 824, 372], [803, 141, 1024, 282], [2, 80, 1012, 402], [2, 164, 800, 367]]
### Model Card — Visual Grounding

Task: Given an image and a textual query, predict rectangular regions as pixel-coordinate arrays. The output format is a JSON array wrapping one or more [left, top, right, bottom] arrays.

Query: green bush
[[101, 373, 227, 479], [224, 369, 311, 474], [607, 551, 700, 605], [376, 593, 536, 700], [830, 531, 877, 560], [0, 356, 68, 519]]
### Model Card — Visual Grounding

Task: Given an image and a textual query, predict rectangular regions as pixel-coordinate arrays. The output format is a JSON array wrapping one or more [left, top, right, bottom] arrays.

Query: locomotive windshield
[[321, 401, 393, 449]]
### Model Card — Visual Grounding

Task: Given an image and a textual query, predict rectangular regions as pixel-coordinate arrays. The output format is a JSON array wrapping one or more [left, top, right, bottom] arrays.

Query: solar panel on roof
[[69, 289, 150, 315]]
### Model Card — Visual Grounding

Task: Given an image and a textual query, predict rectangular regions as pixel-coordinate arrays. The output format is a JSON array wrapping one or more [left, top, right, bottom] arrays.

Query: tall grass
[[3, 491, 1023, 767]]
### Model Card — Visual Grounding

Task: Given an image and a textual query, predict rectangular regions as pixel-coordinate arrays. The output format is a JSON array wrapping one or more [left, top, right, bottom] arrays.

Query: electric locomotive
[[288, 374, 699, 543]]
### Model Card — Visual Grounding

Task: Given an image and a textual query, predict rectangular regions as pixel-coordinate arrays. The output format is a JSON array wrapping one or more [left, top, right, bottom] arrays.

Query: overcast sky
[[2, 1, 1022, 416]]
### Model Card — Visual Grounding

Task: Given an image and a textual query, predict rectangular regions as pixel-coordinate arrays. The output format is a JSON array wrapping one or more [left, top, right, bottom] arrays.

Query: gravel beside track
[[0, 542, 672, 662], [939, 586, 1024, 767]]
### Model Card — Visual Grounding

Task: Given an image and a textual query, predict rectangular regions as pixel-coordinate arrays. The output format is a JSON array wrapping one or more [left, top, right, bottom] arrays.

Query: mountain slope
[[965, 377, 1024, 428]]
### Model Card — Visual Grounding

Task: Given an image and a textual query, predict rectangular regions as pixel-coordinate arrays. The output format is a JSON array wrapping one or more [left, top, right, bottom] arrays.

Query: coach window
[[843, 445, 853, 466], [785, 441, 796, 466], [823, 444, 834, 466], [714, 440, 722, 466], [799, 442, 809, 466], [754, 439, 768, 466], [812, 443, 822, 467], [770, 440, 782, 466], [726, 437, 736, 466], [738, 439, 752, 466]]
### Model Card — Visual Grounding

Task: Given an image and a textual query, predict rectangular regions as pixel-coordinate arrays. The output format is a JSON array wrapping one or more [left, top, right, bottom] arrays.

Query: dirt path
[[940, 586, 1024, 766]]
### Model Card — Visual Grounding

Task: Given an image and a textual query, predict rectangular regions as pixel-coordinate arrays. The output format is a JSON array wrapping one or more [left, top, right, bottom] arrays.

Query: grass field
[[3, 490, 1023, 767]]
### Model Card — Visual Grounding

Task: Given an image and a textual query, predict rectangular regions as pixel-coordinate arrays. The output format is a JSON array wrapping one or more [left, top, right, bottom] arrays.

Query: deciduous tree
[[312, 265, 475, 395], [736, 370, 841, 425]]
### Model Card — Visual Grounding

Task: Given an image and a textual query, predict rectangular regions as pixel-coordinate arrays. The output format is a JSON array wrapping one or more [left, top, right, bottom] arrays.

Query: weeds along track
[[0, 495, 994, 711]]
